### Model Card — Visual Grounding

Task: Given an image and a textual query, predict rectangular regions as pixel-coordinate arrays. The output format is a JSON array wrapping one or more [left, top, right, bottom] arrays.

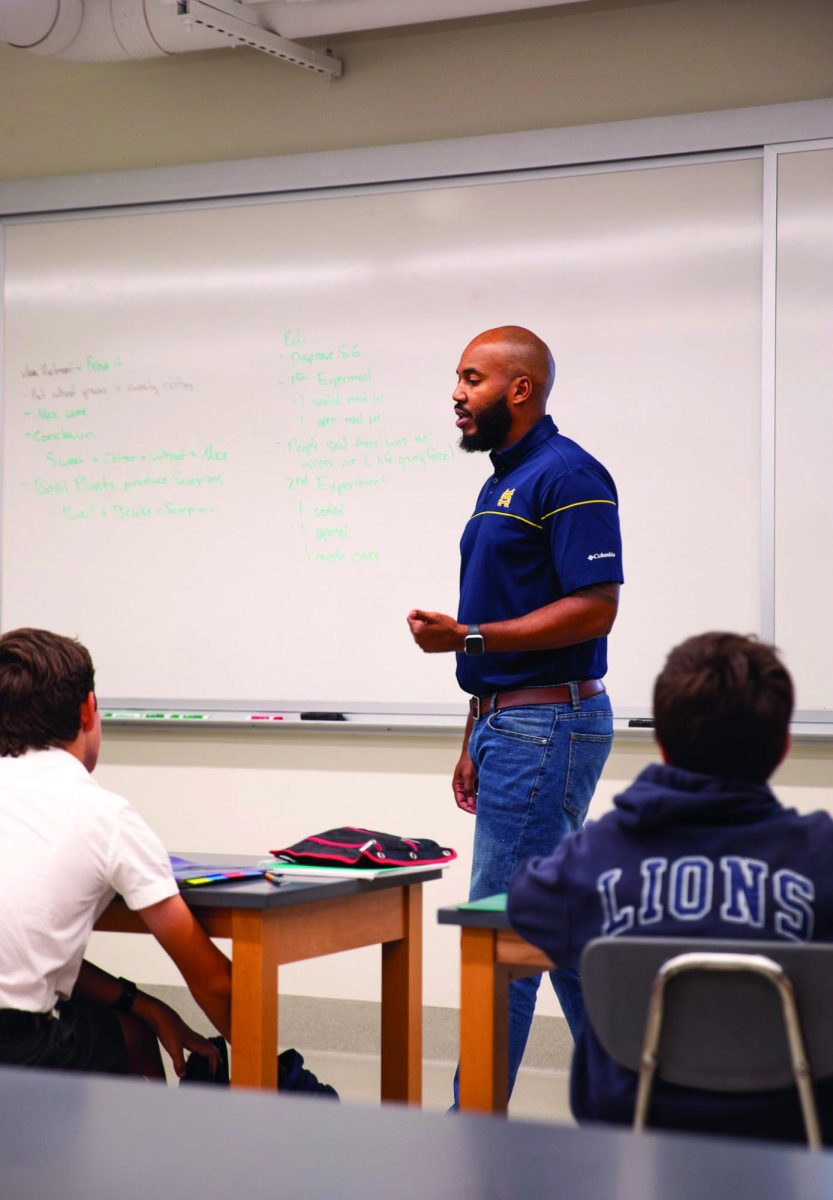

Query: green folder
[[457, 892, 507, 913]]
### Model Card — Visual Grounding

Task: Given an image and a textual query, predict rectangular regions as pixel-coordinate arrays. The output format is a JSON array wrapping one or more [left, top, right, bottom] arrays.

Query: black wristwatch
[[113, 977, 138, 1013], [464, 624, 485, 656]]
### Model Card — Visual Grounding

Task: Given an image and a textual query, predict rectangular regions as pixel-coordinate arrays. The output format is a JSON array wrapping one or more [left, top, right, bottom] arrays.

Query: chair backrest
[[580, 937, 833, 1091]]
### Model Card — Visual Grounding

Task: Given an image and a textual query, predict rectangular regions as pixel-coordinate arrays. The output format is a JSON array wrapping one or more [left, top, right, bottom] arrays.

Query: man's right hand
[[453, 749, 478, 814]]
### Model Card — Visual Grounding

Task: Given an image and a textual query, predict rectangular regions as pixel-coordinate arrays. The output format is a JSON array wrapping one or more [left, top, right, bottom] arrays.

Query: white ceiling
[[252, 0, 589, 39]]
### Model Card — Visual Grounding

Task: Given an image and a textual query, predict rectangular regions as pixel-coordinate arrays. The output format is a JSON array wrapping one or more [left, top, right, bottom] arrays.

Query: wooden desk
[[438, 894, 553, 1114], [97, 863, 440, 1100], [6, 1065, 833, 1200]]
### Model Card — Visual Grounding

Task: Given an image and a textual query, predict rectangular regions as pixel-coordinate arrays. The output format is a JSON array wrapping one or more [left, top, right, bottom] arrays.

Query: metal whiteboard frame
[[761, 136, 833, 732]]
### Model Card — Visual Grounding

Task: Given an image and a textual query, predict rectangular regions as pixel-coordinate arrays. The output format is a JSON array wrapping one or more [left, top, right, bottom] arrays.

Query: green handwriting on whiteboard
[[61, 501, 214, 522], [86, 354, 123, 372], [29, 470, 225, 496], [277, 331, 452, 566]]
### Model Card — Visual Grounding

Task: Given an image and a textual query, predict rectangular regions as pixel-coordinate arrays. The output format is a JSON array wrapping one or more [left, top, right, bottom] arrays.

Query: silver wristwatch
[[464, 624, 485, 656]]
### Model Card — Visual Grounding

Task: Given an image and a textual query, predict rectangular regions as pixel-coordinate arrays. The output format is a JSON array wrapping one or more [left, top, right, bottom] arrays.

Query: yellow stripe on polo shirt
[[469, 509, 544, 530], [540, 499, 617, 521]]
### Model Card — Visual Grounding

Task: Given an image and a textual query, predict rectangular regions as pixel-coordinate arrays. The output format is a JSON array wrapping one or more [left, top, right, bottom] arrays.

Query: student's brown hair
[[653, 632, 793, 784], [0, 628, 95, 757]]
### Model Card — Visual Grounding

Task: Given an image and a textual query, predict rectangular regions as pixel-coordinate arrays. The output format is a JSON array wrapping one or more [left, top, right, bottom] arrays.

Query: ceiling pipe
[[0, 0, 228, 59], [0, 0, 341, 77]]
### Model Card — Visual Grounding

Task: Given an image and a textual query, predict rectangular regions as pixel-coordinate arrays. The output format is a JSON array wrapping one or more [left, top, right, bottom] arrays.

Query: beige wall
[[5, 0, 833, 1012], [1, 0, 832, 179]]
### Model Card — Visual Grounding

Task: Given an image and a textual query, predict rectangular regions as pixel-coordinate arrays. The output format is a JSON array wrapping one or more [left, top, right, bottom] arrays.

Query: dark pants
[[0, 999, 128, 1075]]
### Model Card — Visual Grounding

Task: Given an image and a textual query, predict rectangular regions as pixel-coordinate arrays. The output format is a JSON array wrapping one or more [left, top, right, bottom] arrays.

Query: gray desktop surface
[[2, 1065, 831, 1200]]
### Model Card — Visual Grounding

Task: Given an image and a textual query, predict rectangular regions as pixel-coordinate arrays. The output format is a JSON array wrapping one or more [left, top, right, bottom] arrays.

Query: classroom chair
[[580, 937, 833, 1149]]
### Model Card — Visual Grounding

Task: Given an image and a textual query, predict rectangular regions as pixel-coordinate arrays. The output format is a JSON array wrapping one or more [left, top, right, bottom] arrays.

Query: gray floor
[[313, 1051, 574, 1124], [150, 986, 574, 1124]]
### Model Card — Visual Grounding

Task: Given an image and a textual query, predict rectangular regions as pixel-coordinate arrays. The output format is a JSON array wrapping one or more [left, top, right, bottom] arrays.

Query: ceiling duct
[[0, 0, 342, 76]]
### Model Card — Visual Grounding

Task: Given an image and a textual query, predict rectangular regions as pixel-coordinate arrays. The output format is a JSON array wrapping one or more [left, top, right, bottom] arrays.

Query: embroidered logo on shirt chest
[[497, 488, 516, 509]]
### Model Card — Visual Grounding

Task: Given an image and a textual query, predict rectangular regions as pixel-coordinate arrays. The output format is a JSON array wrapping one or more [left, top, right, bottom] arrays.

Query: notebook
[[169, 855, 266, 888], [256, 858, 453, 882]]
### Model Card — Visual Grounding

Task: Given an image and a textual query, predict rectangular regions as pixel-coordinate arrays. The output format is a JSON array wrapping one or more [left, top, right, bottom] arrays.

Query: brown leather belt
[[469, 679, 605, 720]]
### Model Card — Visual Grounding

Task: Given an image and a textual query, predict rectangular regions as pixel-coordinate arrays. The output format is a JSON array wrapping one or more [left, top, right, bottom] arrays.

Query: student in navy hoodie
[[507, 630, 833, 1142]]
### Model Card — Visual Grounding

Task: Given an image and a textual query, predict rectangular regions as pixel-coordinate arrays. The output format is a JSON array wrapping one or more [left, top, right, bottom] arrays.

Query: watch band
[[113, 976, 138, 1014]]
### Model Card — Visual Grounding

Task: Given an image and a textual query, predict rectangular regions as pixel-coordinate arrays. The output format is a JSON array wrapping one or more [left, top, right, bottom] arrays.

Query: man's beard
[[459, 393, 512, 453]]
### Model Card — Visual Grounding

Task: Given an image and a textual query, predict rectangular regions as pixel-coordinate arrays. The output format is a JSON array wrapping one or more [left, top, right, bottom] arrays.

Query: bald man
[[408, 326, 623, 1102]]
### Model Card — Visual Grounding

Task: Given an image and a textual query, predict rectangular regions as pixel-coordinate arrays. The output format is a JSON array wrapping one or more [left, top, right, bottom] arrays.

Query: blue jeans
[[454, 688, 613, 1104]]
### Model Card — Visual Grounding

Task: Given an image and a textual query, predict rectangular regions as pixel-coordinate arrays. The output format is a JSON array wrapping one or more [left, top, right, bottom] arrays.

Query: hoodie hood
[[613, 762, 780, 833]]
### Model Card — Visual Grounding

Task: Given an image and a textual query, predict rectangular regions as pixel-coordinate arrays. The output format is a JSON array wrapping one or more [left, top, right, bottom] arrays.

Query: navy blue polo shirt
[[455, 415, 623, 696]]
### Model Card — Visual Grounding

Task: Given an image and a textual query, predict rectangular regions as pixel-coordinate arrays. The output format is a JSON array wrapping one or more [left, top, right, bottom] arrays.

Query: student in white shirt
[[0, 626, 230, 1078]]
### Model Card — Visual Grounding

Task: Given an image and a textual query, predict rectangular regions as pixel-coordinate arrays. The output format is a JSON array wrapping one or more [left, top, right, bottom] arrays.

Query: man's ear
[[657, 741, 670, 765], [79, 691, 97, 733], [512, 375, 532, 403]]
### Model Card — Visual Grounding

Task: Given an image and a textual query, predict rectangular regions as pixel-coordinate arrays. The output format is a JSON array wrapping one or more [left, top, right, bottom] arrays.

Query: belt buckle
[[469, 695, 482, 720]]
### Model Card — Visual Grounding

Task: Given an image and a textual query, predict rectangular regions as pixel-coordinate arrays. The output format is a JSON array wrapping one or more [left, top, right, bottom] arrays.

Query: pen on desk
[[264, 871, 283, 885]]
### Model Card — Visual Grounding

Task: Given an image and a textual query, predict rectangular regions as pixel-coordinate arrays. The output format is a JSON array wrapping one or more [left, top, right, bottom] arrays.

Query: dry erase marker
[[264, 871, 283, 886], [182, 714, 205, 720]]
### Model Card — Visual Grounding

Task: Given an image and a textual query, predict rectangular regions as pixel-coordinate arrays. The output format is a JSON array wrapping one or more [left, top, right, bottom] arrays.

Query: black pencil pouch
[[270, 826, 456, 868]]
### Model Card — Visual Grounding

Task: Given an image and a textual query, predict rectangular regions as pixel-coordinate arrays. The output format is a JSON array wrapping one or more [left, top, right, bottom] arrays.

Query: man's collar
[[9, 746, 92, 778], [490, 415, 557, 473]]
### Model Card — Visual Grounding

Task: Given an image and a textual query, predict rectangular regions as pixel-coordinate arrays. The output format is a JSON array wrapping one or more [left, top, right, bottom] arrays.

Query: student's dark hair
[[0, 627, 95, 757], [653, 632, 793, 784]]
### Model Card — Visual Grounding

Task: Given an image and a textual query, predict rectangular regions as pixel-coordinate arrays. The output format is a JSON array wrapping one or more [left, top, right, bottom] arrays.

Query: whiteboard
[[774, 144, 833, 716], [1, 155, 764, 716]]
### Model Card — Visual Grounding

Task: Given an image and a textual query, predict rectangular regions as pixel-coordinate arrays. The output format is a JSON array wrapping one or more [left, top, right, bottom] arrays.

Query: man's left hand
[[407, 609, 465, 653]]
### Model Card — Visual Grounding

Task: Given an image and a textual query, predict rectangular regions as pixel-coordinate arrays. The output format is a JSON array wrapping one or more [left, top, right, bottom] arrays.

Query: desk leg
[[229, 909, 278, 1090], [458, 927, 508, 1114], [380, 883, 422, 1105]]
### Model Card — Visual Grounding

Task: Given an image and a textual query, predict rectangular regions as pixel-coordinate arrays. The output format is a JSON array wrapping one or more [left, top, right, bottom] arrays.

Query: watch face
[[465, 634, 485, 656]]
